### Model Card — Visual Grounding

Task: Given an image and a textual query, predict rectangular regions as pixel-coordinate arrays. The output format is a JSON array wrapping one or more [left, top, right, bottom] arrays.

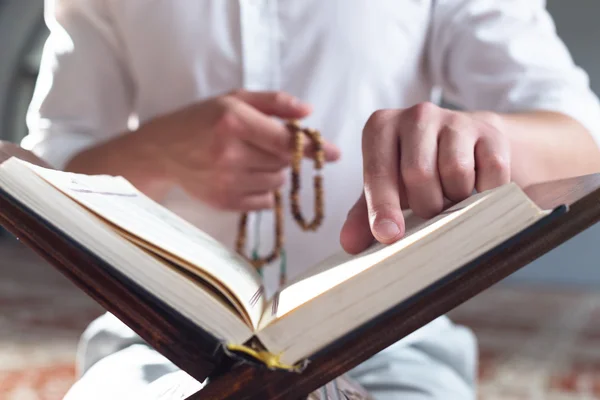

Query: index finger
[[362, 110, 406, 243]]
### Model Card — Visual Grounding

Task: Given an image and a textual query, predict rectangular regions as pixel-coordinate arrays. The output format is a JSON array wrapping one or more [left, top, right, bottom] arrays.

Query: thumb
[[231, 90, 312, 119], [340, 193, 376, 254], [303, 140, 342, 162]]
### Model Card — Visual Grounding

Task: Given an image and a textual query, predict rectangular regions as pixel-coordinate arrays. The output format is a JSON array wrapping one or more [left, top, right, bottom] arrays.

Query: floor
[[1, 238, 600, 399], [448, 285, 600, 399], [0, 237, 104, 400]]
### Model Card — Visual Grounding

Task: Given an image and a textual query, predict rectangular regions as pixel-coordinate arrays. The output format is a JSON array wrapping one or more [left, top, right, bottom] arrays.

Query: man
[[21, 0, 600, 398]]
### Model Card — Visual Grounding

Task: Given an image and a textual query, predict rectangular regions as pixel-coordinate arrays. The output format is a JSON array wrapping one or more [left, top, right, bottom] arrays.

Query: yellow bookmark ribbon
[[225, 343, 305, 372]]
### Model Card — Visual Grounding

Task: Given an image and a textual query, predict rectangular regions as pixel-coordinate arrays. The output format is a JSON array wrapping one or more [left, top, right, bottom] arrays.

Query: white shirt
[[22, 0, 600, 296]]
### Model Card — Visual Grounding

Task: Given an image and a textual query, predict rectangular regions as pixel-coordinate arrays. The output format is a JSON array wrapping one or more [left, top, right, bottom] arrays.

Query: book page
[[256, 183, 547, 366], [26, 163, 266, 329], [258, 191, 492, 329]]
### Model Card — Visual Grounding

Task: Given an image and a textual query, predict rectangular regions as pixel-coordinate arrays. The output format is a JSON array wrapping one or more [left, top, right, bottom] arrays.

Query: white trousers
[[63, 313, 477, 400]]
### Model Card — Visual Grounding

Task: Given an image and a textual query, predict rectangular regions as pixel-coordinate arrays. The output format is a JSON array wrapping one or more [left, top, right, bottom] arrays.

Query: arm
[[25, 2, 338, 208], [22, 0, 138, 184], [64, 125, 172, 201], [429, 0, 600, 187], [0, 141, 51, 168], [486, 110, 600, 187], [340, 0, 600, 253]]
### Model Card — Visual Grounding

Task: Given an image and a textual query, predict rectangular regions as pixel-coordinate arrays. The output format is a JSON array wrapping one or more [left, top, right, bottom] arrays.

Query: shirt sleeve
[[21, 0, 134, 170], [428, 0, 600, 148]]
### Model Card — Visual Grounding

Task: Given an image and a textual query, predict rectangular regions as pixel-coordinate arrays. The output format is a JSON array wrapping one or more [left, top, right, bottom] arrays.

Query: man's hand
[[340, 102, 511, 254], [66, 90, 341, 209]]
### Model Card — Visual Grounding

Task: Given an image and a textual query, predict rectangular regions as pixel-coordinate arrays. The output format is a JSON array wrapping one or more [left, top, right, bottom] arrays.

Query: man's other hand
[[340, 102, 511, 254], [66, 90, 341, 209]]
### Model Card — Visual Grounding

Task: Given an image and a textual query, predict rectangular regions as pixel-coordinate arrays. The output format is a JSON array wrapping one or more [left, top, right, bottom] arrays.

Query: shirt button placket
[[238, 0, 282, 278], [239, 0, 279, 91]]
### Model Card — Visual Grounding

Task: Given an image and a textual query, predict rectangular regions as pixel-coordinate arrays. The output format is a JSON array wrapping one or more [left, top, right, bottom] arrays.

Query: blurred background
[[0, 1, 600, 399]]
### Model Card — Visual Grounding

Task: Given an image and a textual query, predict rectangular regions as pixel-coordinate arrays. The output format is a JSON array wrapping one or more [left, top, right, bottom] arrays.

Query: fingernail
[[374, 219, 401, 240]]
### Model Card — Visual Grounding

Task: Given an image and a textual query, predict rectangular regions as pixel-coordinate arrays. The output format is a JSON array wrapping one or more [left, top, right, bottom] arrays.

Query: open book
[[0, 157, 551, 369]]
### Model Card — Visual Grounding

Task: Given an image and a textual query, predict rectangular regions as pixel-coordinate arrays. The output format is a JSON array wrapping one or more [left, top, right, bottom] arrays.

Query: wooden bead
[[236, 192, 283, 269], [289, 125, 325, 231], [236, 120, 325, 274]]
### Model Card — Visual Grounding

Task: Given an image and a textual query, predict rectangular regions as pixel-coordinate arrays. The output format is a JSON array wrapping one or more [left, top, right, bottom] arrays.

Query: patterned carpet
[[1, 237, 600, 399], [448, 286, 600, 399], [0, 237, 103, 400]]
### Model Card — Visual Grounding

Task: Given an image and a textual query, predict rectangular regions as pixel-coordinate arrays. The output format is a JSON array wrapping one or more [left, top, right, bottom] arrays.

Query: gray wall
[[547, 0, 600, 95], [507, 0, 600, 287], [0, 0, 45, 142]]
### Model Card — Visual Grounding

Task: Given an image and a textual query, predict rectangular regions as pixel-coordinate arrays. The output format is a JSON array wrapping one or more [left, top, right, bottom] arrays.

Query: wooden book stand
[[2, 142, 600, 399]]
